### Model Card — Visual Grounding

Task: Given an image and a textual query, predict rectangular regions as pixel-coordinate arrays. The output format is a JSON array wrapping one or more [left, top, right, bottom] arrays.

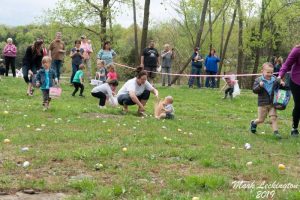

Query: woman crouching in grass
[[117, 67, 159, 116]]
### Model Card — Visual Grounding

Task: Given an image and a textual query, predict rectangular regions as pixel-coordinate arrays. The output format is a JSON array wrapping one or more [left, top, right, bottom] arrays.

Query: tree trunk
[[100, 0, 110, 42], [237, 0, 244, 86], [208, 0, 213, 50], [252, 0, 266, 83], [140, 0, 151, 56], [132, 0, 139, 65], [108, 7, 113, 43], [219, 10, 225, 66], [218, 4, 237, 87], [171, 0, 209, 84]]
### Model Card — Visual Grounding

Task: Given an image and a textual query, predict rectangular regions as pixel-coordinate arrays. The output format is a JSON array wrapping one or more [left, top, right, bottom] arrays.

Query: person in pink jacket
[[278, 45, 300, 137], [80, 35, 93, 80], [2, 38, 17, 77]]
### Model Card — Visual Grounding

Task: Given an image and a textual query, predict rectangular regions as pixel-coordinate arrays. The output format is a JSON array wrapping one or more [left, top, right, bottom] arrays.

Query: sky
[[0, 0, 177, 27]]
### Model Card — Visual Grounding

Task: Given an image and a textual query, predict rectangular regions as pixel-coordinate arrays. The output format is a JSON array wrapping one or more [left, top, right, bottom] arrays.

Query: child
[[70, 40, 84, 84], [274, 56, 283, 76], [95, 60, 106, 82], [36, 56, 58, 110], [91, 79, 119, 109], [72, 64, 85, 97], [250, 62, 281, 139], [155, 96, 175, 119], [222, 76, 236, 99], [106, 64, 117, 81]]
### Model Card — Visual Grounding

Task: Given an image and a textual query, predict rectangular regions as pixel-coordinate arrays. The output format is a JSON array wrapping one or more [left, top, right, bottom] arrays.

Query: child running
[[91, 79, 119, 109], [72, 64, 85, 97], [250, 62, 281, 139], [155, 96, 175, 119], [36, 56, 58, 111]]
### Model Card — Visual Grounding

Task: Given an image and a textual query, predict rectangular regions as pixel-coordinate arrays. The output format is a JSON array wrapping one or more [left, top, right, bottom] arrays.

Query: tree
[[140, 0, 151, 56], [171, 0, 209, 84], [251, 0, 271, 83], [237, 0, 244, 86], [132, 0, 139, 65], [218, 2, 237, 86]]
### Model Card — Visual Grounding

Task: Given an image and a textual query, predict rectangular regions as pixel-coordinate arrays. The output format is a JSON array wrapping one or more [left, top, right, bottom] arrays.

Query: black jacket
[[253, 76, 279, 106], [22, 46, 43, 70]]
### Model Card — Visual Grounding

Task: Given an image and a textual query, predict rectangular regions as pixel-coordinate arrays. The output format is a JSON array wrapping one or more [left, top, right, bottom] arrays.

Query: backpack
[[273, 84, 291, 110]]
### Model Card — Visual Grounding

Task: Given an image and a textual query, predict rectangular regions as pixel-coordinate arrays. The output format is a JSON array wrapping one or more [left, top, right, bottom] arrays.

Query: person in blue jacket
[[188, 47, 204, 88], [204, 48, 220, 88]]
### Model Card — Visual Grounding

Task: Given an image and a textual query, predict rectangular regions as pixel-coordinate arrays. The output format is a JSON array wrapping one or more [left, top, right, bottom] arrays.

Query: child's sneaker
[[98, 106, 106, 109], [79, 94, 85, 98], [273, 131, 282, 139], [250, 121, 257, 134], [291, 129, 299, 137]]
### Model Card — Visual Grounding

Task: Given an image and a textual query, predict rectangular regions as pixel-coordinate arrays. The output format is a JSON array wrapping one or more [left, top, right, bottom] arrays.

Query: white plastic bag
[[157, 65, 162, 72], [108, 96, 118, 107], [90, 75, 103, 86], [16, 69, 23, 78], [233, 80, 241, 97]]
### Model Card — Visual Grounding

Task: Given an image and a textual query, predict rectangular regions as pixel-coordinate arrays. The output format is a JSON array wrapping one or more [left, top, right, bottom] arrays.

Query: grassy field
[[0, 76, 299, 200]]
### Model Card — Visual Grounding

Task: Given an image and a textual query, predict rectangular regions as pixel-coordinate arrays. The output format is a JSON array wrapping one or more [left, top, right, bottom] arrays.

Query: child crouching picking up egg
[[91, 79, 119, 109], [155, 96, 175, 119], [36, 56, 58, 111], [221, 74, 240, 99]]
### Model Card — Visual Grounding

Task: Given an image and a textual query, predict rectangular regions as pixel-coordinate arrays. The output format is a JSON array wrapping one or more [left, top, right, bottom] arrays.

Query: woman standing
[[2, 38, 17, 77], [204, 48, 220, 88], [22, 39, 44, 96], [97, 41, 116, 67], [188, 47, 203, 88], [278, 45, 300, 137], [117, 67, 159, 116]]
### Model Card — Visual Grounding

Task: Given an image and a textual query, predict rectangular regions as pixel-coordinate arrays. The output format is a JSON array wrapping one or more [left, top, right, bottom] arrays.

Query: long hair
[[32, 39, 43, 55], [208, 48, 216, 57], [102, 41, 111, 50]]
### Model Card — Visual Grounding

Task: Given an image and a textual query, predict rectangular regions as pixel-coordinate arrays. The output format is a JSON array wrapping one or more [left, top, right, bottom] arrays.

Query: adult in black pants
[[278, 45, 300, 137], [2, 38, 17, 77], [91, 80, 119, 108], [22, 39, 44, 96], [117, 67, 159, 116]]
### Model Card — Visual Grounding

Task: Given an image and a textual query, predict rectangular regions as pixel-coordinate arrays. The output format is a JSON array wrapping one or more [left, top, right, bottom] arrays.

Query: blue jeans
[[205, 71, 217, 88], [188, 66, 201, 88], [162, 67, 171, 86], [51, 60, 62, 81], [70, 63, 79, 83], [22, 65, 37, 83]]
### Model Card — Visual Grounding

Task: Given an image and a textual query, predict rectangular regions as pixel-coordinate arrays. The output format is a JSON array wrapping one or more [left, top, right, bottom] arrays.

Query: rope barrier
[[114, 62, 273, 78]]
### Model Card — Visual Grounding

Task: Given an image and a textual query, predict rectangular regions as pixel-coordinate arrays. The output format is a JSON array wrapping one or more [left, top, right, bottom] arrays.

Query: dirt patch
[[0, 192, 67, 200]]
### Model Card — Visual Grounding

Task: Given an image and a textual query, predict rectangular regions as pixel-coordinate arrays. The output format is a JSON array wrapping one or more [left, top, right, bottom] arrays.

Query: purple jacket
[[2, 43, 17, 57], [279, 47, 300, 85]]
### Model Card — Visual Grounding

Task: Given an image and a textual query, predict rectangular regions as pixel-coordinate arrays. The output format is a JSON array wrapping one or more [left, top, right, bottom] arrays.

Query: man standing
[[80, 35, 93, 80], [49, 32, 66, 81], [141, 40, 159, 85]]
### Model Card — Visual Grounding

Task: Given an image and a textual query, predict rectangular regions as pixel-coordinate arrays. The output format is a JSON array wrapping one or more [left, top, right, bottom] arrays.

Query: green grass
[[0, 76, 299, 199]]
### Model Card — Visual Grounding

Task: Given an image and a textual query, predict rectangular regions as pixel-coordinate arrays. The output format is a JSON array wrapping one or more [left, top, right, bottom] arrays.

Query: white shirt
[[91, 83, 113, 98], [117, 77, 153, 96]]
